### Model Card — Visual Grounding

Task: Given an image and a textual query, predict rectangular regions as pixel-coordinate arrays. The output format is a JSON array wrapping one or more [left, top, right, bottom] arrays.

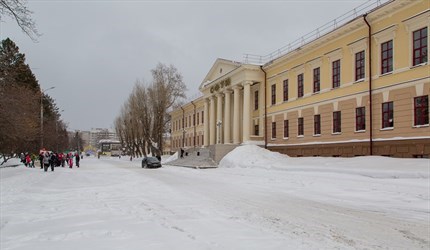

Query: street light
[[56, 109, 64, 152], [216, 120, 222, 144], [40, 86, 55, 149]]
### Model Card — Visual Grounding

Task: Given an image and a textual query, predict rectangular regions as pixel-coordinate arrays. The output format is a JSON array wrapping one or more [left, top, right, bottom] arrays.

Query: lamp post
[[40, 86, 55, 149], [216, 120, 222, 144], [56, 109, 64, 152]]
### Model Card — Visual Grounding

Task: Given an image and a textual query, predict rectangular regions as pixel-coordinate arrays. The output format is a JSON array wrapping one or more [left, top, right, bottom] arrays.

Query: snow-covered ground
[[1, 145, 429, 249]]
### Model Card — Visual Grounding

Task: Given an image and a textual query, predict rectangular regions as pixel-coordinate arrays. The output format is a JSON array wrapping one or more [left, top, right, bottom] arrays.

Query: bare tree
[[115, 63, 186, 158], [0, 0, 40, 41], [149, 63, 186, 154]]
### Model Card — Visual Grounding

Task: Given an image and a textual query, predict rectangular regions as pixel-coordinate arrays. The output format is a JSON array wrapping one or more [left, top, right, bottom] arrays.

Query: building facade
[[171, 0, 429, 158]]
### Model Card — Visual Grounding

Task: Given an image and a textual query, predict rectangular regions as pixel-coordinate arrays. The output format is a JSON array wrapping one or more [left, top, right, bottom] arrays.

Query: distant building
[[89, 128, 118, 148]]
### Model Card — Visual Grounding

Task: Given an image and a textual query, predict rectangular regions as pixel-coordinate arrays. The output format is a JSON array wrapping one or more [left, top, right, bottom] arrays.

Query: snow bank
[[161, 151, 178, 164], [219, 145, 430, 179], [219, 145, 288, 169], [0, 158, 21, 168]]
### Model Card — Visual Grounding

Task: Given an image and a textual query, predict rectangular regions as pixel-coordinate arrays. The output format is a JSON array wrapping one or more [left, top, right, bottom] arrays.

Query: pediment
[[199, 58, 241, 90]]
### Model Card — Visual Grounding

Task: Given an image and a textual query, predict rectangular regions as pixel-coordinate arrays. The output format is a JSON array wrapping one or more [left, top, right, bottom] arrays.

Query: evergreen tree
[[0, 38, 39, 90]]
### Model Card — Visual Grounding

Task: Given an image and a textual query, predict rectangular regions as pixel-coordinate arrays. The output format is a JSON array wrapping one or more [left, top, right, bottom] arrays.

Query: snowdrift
[[219, 145, 430, 179]]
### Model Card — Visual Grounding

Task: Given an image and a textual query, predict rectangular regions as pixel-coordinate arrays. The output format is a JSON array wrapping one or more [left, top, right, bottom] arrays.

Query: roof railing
[[243, 0, 388, 65]]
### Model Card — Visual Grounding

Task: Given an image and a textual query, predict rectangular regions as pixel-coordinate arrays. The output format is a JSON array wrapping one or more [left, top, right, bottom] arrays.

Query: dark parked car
[[141, 156, 162, 168]]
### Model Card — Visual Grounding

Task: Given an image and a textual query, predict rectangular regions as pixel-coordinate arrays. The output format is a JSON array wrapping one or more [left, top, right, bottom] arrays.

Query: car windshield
[[146, 157, 160, 163]]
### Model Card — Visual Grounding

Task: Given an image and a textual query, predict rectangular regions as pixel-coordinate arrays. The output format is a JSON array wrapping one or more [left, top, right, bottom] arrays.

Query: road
[[1, 157, 428, 249]]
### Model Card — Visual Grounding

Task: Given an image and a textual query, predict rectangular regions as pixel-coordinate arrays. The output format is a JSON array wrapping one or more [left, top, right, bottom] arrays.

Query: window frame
[[333, 111, 341, 133], [313, 67, 320, 93], [297, 74, 304, 98], [283, 119, 289, 138], [382, 101, 394, 128], [355, 107, 366, 131], [283, 79, 289, 102], [412, 27, 428, 66], [381, 40, 393, 74], [298, 117, 304, 136], [414, 95, 429, 126], [254, 90, 259, 110], [332, 59, 341, 89], [271, 84, 276, 105], [254, 124, 259, 136], [314, 114, 321, 135], [271, 121, 276, 139], [355, 50, 365, 81]]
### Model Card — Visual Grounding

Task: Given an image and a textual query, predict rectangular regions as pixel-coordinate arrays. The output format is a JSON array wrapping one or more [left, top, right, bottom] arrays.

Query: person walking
[[25, 153, 31, 167], [43, 152, 50, 172], [39, 153, 44, 169], [75, 152, 80, 168], [68, 152, 73, 168]]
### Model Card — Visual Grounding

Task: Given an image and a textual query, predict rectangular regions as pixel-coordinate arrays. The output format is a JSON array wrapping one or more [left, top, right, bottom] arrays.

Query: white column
[[243, 81, 252, 142], [209, 96, 216, 145], [224, 90, 232, 143], [203, 98, 209, 147], [216, 93, 223, 144], [233, 85, 241, 144], [259, 82, 265, 136]]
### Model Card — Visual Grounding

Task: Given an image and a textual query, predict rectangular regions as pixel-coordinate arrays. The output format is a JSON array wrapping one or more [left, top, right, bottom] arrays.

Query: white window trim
[[349, 37, 367, 83], [293, 65, 305, 99], [326, 48, 343, 89], [403, 12, 429, 67], [373, 25, 397, 76]]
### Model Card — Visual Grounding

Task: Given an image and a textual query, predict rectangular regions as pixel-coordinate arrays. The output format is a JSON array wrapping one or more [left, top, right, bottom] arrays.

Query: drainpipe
[[364, 14, 373, 155], [191, 101, 196, 149], [260, 66, 268, 149], [180, 106, 185, 148]]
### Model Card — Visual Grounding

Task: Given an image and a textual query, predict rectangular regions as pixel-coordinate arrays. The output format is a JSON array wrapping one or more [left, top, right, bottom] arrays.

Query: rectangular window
[[254, 124, 259, 136], [355, 50, 365, 81], [298, 117, 304, 136], [333, 111, 341, 133], [182, 118, 184, 129], [414, 95, 429, 126], [313, 68, 320, 93], [283, 120, 289, 138], [297, 74, 304, 98], [271, 122, 276, 138], [283, 79, 289, 101], [254, 90, 259, 110], [271, 84, 276, 105], [382, 101, 394, 128], [381, 40, 393, 74], [202, 111, 204, 123], [332, 59, 341, 88], [356, 107, 366, 131], [197, 113, 199, 125], [314, 114, 321, 135], [193, 114, 195, 126], [413, 27, 428, 66]]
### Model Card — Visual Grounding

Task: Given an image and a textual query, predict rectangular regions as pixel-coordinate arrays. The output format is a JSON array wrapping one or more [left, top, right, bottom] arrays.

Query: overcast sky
[[1, 0, 373, 131]]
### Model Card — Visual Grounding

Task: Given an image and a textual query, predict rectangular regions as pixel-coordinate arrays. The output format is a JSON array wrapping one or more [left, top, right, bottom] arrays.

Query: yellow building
[[171, 0, 429, 158]]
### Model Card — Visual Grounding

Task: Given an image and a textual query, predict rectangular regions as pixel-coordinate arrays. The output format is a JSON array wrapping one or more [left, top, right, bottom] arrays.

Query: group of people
[[38, 151, 81, 172], [20, 153, 37, 168]]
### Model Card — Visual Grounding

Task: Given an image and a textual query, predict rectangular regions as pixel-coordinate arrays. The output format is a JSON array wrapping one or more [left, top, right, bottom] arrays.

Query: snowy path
[[1, 155, 429, 250]]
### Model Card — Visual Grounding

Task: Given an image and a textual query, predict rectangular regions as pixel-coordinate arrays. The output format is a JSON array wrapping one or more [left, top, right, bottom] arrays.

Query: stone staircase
[[166, 148, 218, 169]]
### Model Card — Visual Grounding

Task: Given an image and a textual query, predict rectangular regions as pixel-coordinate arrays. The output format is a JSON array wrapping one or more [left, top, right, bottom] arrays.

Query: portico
[[199, 59, 265, 146]]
